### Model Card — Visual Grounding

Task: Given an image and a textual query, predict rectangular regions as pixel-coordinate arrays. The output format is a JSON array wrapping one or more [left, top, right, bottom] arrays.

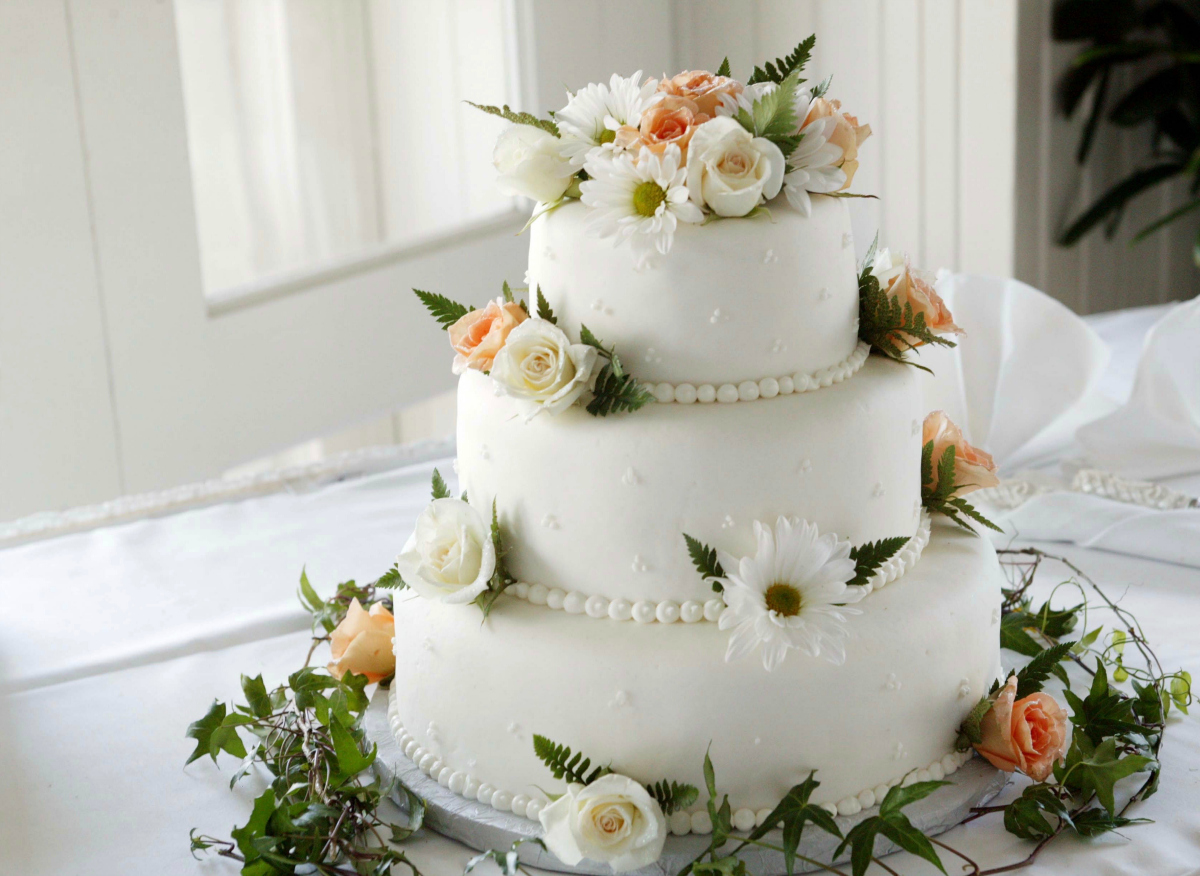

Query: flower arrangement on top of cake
[[471, 34, 871, 265]]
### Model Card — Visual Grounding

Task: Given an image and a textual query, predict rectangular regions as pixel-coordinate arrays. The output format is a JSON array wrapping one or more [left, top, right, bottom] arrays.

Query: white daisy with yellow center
[[717, 516, 863, 671]]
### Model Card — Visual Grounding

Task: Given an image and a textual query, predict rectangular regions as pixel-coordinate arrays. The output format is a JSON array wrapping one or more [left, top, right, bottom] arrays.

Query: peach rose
[[327, 598, 395, 683], [923, 411, 1000, 496], [803, 98, 871, 189], [447, 298, 528, 374], [658, 70, 743, 117], [614, 95, 709, 160], [870, 249, 962, 344], [975, 675, 1069, 782]]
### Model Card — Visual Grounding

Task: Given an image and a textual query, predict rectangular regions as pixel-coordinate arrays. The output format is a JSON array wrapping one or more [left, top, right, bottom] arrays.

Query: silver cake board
[[365, 689, 1007, 875]]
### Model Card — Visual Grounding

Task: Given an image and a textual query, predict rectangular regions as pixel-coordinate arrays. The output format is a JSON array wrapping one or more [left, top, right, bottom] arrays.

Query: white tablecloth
[[3, 309, 1198, 876]]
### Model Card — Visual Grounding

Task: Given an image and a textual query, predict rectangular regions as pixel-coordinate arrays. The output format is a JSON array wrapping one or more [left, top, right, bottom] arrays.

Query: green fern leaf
[[501, 280, 514, 304], [372, 565, 407, 591], [716, 57, 732, 78], [431, 468, 451, 500], [847, 536, 909, 586], [414, 288, 471, 330], [536, 286, 557, 324], [586, 364, 654, 416], [734, 71, 802, 158], [747, 34, 816, 86], [1016, 642, 1076, 698], [683, 533, 725, 590], [920, 440, 935, 494], [957, 695, 993, 748], [646, 780, 700, 815], [532, 735, 610, 785], [466, 101, 559, 137]]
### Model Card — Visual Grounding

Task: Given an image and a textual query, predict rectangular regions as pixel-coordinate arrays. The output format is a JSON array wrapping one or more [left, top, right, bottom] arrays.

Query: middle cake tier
[[457, 354, 924, 606]]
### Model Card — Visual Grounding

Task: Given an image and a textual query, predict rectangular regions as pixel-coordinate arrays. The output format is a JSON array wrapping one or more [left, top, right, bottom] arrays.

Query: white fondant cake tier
[[457, 355, 924, 606], [390, 521, 1004, 815], [529, 196, 858, 386]]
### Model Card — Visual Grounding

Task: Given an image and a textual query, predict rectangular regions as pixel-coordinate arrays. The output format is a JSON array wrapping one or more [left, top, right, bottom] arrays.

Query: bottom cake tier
[[389, 521, 1003, 830]]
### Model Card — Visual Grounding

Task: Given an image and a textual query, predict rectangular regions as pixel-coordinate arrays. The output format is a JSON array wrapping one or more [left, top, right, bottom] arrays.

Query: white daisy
[[579, 145, 703, 267], [715, 81, 778, 117], [556, 71, 660, 166], [783, 90, 846, 216], [717, 517, 863, 671]]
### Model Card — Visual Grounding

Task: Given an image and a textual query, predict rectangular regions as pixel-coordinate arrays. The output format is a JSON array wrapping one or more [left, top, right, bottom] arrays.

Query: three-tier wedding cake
[[388, 42, 1005, 873]]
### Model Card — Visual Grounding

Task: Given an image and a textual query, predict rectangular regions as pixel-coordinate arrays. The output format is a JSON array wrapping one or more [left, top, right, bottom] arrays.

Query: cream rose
[[685, 116, 785, 217], [489, 318, 598, 417], [871, 249, 962, 344], [448, 298, 528, 374], [975, 675, 1070, 782], [395, 498, 495, 604], [494, 124, 577, 204], [327, 598, 395, 683], [659, 70, 743, 117], [614, 95, 708, 161], [539, 773, 667, 873], [803, 97, 871, 189], [922, 411, 1000, 496]]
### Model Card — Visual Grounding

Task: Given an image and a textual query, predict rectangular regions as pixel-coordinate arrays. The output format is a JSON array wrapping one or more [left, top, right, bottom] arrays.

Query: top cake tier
[[529, 195, 859, 387]]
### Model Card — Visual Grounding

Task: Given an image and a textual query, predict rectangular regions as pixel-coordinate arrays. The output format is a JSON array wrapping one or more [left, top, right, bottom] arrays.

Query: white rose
[[539, 774, 667, 873], [494, 125, 577, 204], [685, 116, 785, 217], [490, 318, 598, 418], [395, 499, 495, 604]]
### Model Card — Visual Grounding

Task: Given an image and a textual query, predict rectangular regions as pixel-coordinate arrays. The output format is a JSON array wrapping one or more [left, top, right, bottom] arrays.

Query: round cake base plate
[[365, 688, 1007, 875]]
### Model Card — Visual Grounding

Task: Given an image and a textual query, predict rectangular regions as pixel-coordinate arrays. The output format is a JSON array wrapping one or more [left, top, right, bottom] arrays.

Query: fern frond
[[586, 364, 654, 416], [847, 536, 909, 586], [372, 565, 407, 590], [646, 780, 700, 815], [1016, 642, 1075, 698], [683, 533, 725, 591], [501, 280, 514, 304], [536, 286, 557, 324], [532, 735, 610, 785], [716, 57, 732, 78], [466, 101, 559, 137], [747, 34, 816, 85], [733, 71, 802, 158], [414, 289, 471, 329], [431, 468, 451, 500]]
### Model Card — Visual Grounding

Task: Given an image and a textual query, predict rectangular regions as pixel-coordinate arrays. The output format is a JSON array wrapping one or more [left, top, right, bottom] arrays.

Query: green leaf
[[532, 734, 610, 785], [185, 700, 227, 765], [734, 71, 803, 157], [957, 695, 994, 748], [1031, 599, 1081, 638], [466, 101, 559, 137], [876, 818, 946, 875], [683, 533, 726, 590], [501, 280, 514, 304], [1000, 611, 1046, 657], [716, 57, 732, 78], [330, 715, 376, 778], [230, 789, 277, 862], [878, 780, 949, 816], [747, 33, 816, 85], [587, 362, 655, 416], [858, 265, 957, 369], [836, 783, 949, 876], [645, 779, 700, 815], [1016, 642, 1075, 697], [297, 567, 322, 613], [1069, 737, 1154, 814], [288, 667, 339, 711], [1132, 196, 1200, 244], [847, 536, 908, 586], [413, 288, 471, 329], [240, 675, 272, 719], [373, 564, 407, 590], [431, 468, 451, 500], [535, 286, 557, 324], [1109, 67, 1182, 127], [1070, 807, 1149, 837], [1058, 163, 1184, 246], [1003, 784, 1071, 840], [749, 773, 841, 875]]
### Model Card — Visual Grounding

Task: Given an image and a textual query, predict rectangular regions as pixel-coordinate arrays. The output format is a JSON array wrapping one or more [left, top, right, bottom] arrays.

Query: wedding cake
[[389, 44, 1005, 871]]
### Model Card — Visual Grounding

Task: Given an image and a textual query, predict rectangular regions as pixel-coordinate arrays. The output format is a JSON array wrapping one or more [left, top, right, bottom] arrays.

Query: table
[[3, 310, 1199, 876]]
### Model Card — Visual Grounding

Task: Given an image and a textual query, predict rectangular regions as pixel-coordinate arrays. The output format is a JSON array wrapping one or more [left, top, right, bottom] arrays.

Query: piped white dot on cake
[[479, 444, 490, 461], [541, 514, 559, 530], [912, 419, 920, 436], [543, 245, 555, 260], [799, 458, 812, 474], [913, 499, 921, 517], [632, 555, 649, 572], [452, 458, 460, 475], [771, 338, 786, 354], [818, 287, 832, 301], [893, 741, 907, 761], [427, 721, 443, 747], [709, 307, 726, 324], [992, 605, 1002, 625], [885, 672, 902, 691], [762, 248, 778, 264], [609, 690, 631, 709], [842, 231, 853, 249], [872, 482, 885, 498], [591, 298, 604, 312], [958, 678, 972, 699], [621, 467, 641, 486], [422, 637, 435, 653], [720, 514, 735, 530]]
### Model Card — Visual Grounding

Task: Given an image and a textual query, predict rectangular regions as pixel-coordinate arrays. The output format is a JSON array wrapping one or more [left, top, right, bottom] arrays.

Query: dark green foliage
[[1016, 641, 1076, 697], [716, 57, 732, 78], [920, 441, 1003, 534], [747, 34, 816, 85], [646, 779, 700, 815], [536, 286, 557, 324], [474, 499, 516, 620], [684, 533, 726, 591], [834, 782, 949, 876], [466, 101, 559, 137], [532, 734, 610, 785], [413, 288, 471, 329], [857, 258, 957, 370], [580, 324, 655, 416], [847, 536, 908, 586]]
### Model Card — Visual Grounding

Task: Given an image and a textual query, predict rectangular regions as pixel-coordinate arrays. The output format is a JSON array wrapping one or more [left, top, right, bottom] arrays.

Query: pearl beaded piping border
[[645, 341, 870, 405], [387, 686, 974, 835], [506, 510, 932, 624]]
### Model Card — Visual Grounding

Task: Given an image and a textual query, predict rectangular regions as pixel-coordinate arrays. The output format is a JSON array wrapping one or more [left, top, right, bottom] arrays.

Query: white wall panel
[[0, 0, 122, 520]]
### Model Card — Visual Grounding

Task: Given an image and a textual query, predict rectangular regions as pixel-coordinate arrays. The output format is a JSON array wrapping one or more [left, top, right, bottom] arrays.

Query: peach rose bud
[[328, 598, 395, 683], [658, 70, 743, 117], [975, 675, 1069, 782], [614, 95, 708, 161], [448, 298, 528, 374], [803, 98, 871, 189], [875, 255, 962, 344], [922, 411, 1000, 496]]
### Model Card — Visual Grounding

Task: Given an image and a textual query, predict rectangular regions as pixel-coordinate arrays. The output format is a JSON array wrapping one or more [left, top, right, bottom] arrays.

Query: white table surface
[[3, 306, 1199, 876]]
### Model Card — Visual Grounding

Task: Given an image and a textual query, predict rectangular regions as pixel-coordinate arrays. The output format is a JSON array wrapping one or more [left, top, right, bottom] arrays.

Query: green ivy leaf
[[240, 675, 272, 719], [1000, 611, 1046, 657], [748, 772, 841, 875], [330, 715, 377, 779], [1003, 784, 1071, 840], [1070, 807, 1150, 837], [185, 700, 227, 765], [230, 789, 277, 863], [836, 782, 949, 876], [1065, 736, 1154, 814]]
